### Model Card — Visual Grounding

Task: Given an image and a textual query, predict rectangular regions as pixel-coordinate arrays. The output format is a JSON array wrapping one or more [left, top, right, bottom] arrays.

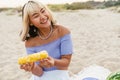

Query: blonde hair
[[20, 0, 56, 41]]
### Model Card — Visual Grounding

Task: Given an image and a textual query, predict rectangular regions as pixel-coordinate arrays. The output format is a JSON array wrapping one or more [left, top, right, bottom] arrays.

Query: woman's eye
[[41, 10, 45, 13], [33, 15, 39, 18]]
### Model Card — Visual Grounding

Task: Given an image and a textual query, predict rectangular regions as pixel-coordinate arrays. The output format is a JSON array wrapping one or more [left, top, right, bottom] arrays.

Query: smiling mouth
[[40, 18, 48, 24]]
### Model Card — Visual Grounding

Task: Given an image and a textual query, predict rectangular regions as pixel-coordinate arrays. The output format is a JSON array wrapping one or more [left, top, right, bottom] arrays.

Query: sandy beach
[[0, 9, 120, 80]]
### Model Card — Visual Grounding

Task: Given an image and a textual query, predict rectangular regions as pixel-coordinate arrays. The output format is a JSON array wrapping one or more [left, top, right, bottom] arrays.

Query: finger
[[26, 63, 30, 66], [44, 59, 51, 64], [47, 56, 50, 59], [45, 64, 51, 68], [29, 62, 33, 66], [39, 60, 44, 64], [24, 66, 29, 71], [30, 62, 34, 70], [20, 65, 24, 69], [40, 62, 47, 67], [25, 62, 32, 71], [23, 64, 29, 71], [47, 56, 52, 60], [22, 64, 26, 68], [27, 66, 32, 71]]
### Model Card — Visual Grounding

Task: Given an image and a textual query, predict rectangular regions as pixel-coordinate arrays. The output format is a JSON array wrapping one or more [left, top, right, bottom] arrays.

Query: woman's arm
[[20, 63, 43, 76], [24, 40, 43, 76], [31, 63, 43, 76], [39, 54, 72, 69], [54, 54, 72, 68]]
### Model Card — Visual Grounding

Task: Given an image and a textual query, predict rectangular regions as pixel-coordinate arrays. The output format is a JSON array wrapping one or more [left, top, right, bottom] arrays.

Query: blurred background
[[0, 0, 120, 12], [0, 0, 120, 80]]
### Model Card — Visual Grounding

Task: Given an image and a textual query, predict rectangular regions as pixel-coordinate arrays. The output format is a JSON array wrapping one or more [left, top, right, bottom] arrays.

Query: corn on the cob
[[18, 50, 48, 65]]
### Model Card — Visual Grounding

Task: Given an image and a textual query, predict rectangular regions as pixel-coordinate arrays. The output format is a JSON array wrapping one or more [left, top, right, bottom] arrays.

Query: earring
[[34, 29, 36, 32], [30, 24, 33, 26]]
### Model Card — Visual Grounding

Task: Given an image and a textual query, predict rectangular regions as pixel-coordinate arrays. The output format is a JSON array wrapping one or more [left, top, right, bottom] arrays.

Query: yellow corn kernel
[[18, 50, 48, 65]]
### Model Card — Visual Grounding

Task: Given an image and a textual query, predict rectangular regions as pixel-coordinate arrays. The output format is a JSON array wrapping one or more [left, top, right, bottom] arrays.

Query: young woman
[[20, 0, 73, 80]]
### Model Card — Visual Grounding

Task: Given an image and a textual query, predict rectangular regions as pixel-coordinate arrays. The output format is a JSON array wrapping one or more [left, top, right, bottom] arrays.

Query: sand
[[0, 9, 120, 80]]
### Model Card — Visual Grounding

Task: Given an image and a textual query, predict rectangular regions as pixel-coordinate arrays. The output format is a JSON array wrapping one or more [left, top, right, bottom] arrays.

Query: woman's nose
[[40, 14, 46, 21], [40, 14, 47, 24]]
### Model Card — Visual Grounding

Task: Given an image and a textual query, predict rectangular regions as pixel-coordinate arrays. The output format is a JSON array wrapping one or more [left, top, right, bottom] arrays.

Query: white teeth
[[44, 19, 47, 23], [41, 19, 47, 24]]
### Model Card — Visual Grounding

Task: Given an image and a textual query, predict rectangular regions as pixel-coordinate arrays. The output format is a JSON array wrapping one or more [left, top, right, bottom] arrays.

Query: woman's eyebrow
[[31, 8, 44, 16], [32, 13, 38, 17], [40, 8, 44, 12]]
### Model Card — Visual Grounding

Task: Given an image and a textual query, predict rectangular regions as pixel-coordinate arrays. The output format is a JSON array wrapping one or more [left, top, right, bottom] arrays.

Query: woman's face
[[29, 7, 51, 29]]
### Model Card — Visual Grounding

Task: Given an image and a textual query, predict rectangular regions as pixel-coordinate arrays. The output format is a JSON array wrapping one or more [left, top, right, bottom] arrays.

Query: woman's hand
[[20, 62, 34, 72], [39, 56, 55, 68]]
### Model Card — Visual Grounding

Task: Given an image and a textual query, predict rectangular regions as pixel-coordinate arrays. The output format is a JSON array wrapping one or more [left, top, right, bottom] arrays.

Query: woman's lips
[[40, 18, 48, 24]]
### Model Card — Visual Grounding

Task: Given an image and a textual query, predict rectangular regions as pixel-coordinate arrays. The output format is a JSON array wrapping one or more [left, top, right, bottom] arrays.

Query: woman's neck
[[38, 25, 53, 40]]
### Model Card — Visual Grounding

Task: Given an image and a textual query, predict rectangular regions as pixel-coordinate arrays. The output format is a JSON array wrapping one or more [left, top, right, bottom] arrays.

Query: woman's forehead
[[28, 6, 44, 15]]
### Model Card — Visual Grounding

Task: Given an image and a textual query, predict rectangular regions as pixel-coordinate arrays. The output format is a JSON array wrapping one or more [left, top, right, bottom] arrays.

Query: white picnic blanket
[[70, 64, 111, 80], [30, 64, 111, 80], [30, 70, 70, 80]]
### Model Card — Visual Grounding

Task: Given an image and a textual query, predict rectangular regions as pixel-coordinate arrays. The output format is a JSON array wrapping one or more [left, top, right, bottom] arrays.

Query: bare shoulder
[[54, 24, 71, 37], [55, 24, 70, 32], [25, 37, 37, 47]]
